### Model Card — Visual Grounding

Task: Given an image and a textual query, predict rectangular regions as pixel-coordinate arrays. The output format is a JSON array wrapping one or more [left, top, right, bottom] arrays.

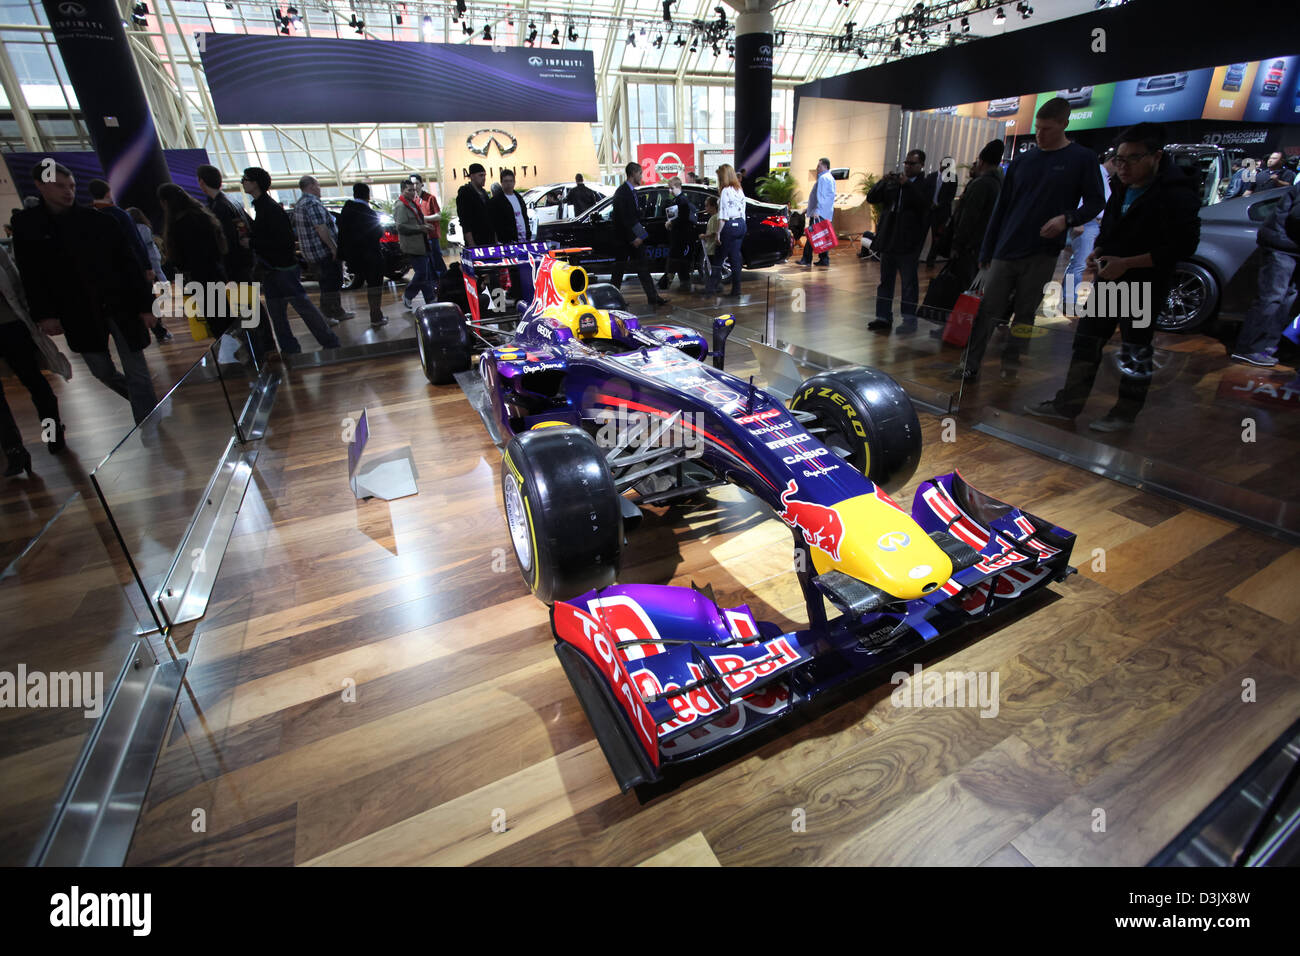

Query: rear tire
[[501, 428, 622, 604], [587, 283, 628, 312], [1158, 261, 1219, 333], [416, 302, 470, 385], [788, 367, 922, 490]]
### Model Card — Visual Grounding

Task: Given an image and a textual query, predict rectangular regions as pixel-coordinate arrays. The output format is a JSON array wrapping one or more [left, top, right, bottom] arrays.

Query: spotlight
[[286, 5, 297, 15], [994, 6, 1006, 23], [961, 16, 970, 32], [455, 0, 467, 16], [674, 35, 685, 47], [711, 41, 720, 55], [663, 1, 675, 24], [354, 19, 364, 34], [482, 25, 491, 40], [891, 37, 901, 53], [1017, 2, 1034, 18], [628, 31, 636, 47], [422, 15, 435, 40], [653, 35, 663, 48], [551, 28, 560, 45], [526, 25, 538, 46], [690, 37, 698, 52], [131, 2, 148, 26], [395, 13, 402, 25], [462, 22, 472, 36], [568, 25, 578, 41]]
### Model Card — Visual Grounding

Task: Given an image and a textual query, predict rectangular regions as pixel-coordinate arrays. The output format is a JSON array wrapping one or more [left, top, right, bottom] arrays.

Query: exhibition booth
[[3, 0, 1299, 870]]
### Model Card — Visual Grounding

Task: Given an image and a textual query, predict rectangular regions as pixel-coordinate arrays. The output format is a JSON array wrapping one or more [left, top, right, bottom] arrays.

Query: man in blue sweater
[[954, 97, 1106, 381]]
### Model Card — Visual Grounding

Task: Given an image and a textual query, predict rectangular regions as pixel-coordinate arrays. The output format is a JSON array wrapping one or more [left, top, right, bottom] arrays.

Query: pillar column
[[732, 1, 776, 194], [42, 0, 172, 223]]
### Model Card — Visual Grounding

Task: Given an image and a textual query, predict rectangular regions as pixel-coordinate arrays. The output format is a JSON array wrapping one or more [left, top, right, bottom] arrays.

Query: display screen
[[199, 34, 598, 125], [927, 55, 1300, 129]]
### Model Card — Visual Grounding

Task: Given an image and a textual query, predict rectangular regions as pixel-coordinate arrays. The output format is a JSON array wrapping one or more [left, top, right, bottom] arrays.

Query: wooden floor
[[4, 247, 1298, 866]]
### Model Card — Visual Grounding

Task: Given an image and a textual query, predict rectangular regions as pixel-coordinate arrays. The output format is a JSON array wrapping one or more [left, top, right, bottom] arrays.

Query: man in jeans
[[292, 175, 353, 322], [88, 178, 172, 343], [954, 97, 1106, 381], [866, 149, 931, 333], [1230, 178, 1300, 367], [242, 167, 340, 354], [395, 175, 441, 310], [801, 157, 836, 267], [12, 163, 159, 425]]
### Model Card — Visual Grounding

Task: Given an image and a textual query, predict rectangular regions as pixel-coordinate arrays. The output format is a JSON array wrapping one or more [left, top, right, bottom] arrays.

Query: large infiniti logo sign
[[467, 129, 518, 157], [57, 2, 86, 14], [528, 56, 543, 66]]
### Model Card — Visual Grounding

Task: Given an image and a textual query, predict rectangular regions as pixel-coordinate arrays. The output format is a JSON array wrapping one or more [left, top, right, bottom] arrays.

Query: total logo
[[467, 129, 518, 157]]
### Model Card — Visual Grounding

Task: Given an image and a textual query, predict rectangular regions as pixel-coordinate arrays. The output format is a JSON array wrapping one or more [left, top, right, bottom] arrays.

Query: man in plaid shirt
[[292, 175, 353, 321]]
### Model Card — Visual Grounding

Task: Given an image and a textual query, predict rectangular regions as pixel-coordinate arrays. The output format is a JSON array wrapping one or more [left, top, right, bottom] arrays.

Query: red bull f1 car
[[416, 244, 1076, 790]]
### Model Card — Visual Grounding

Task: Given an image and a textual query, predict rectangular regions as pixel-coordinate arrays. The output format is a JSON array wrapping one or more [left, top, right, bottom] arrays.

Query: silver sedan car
[[1159, 187, 1295, 333]]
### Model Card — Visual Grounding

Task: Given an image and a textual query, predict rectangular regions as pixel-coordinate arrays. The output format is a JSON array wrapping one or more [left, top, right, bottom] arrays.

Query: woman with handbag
[[0, 243, 71, 475], [710, 164, 747, 296]]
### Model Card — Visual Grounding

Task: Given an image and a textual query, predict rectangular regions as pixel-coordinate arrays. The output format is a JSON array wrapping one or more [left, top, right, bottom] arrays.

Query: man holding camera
[[866, 150, 932, 333]]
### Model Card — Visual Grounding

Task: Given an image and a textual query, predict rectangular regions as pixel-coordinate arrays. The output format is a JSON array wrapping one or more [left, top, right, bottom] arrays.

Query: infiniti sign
[[57, 1, 86, 14], [528, 56, 543, 66], [467, 128, 518, 157]]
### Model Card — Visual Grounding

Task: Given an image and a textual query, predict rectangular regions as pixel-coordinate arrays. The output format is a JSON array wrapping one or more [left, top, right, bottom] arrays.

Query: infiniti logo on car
[[467, 129, 518, 157], [877, 531, 911, 551]]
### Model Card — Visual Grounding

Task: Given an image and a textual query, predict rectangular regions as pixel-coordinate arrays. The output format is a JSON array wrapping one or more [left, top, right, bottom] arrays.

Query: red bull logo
[[776, 479, 845, 562]]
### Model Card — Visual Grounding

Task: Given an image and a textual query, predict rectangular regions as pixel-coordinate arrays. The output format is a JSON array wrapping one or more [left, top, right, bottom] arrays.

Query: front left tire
[[415, 302, 470, 385]]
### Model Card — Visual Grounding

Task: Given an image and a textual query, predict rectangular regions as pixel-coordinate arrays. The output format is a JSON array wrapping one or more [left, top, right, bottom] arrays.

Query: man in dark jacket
[[657, 176, 696, 293], [956, 97, 1107, 380], [1229, 179, 1300, 366], [12, 163, 160, 424], [89, 178, 173, 344], [610, 162, 668, 306], [923, 157, 959, 266], [242, 167, 341, 352], [455, 163, 495, 248], [336, 182, 388, 326], [866, 149, 932, 333], [567, 174, 600, 216], [196, 164, 274, 358], [1025, 123, 1201, 432], [488, 168, 531, 243]]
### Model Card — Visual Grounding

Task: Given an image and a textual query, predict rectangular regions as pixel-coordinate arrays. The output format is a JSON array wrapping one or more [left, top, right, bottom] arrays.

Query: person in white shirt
[[801, 157, 836, 267], [708, 163, 747, 295]]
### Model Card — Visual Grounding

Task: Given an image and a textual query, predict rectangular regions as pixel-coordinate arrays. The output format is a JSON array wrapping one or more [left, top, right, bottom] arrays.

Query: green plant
[[856, 172, 886, 229], [372, 198, 395, 214], [755, 169, 799, 207]]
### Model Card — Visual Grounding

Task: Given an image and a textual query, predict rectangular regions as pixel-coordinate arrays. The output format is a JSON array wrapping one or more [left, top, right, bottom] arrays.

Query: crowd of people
[[853, 96, 1299, 433]]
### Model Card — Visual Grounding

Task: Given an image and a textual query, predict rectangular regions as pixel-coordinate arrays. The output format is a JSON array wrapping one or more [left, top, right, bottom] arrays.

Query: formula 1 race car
[[416, 245, 1076, 789]]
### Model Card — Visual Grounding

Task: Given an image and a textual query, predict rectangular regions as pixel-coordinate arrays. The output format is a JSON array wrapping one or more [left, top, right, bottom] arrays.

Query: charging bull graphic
[[777, 479, 845, 561]]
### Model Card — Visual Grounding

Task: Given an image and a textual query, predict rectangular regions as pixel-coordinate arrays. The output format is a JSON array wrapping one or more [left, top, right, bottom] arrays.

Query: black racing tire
[[587, 283, 628, 312], [501, 428, 622, 604], [1158, 260, 1219, 333], [415, 302, 470, 385], [788, 367, 922, 490]]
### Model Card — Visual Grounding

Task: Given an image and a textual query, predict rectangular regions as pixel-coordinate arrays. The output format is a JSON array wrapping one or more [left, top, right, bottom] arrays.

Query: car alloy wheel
[[1158, 263, 1217, 333], [502, 472, 533, 573]]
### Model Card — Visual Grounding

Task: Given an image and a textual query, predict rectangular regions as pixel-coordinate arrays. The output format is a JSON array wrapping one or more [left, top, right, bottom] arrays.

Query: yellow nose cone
[[807, 493, 953, 600]]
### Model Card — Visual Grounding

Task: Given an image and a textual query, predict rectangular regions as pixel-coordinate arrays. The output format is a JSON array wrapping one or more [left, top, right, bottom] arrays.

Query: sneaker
[[334, 310, 356, 321], [867, 319, 892, 333], [947, 366, 978, 382], [814, 258, 830, 267], [327, 316, 340, 326], [1023, 399, 1074, 421], [1000, 367, 1019, 384], [1231, 351, 1278, 368], [370, 316, 389, 328], [1088, 415, 1135, 433], [897, 319, 918, 335]]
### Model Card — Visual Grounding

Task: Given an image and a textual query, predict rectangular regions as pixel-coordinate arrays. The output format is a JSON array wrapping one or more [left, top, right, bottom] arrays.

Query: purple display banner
[[3, 149, 211, 213], [199, 34, 597, 125]]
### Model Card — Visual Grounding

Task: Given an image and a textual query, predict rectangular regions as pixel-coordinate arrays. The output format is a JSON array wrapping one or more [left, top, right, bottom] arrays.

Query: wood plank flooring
[[3, 245, 1296, 866]]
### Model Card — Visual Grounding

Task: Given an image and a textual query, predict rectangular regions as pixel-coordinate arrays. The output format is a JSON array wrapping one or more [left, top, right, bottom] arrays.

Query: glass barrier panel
[[0, 492, 149, 865], [89, 343, 243, 628]]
